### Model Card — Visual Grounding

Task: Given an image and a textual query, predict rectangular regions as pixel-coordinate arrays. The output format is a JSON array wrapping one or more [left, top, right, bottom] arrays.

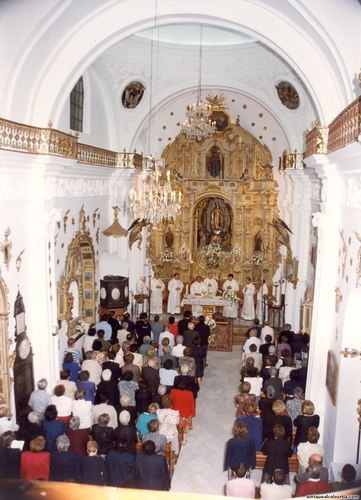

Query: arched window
[[70, 77, 84, 132]]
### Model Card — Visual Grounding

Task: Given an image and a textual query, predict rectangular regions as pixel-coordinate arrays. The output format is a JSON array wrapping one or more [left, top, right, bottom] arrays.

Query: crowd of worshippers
[[0, 310, 210, 489], [223, 322, 361, 498]]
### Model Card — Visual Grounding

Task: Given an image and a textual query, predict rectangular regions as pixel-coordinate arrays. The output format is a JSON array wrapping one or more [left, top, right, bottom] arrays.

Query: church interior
[[1, 0, 361, 496]]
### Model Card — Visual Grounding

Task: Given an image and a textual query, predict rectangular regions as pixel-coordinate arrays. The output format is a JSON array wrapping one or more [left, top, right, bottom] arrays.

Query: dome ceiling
[[98, 22, 317, 156]]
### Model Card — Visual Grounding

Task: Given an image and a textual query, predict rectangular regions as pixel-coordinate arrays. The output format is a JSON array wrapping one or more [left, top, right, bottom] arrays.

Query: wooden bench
[[255, 451, 299, 472], [136, 440, 176, 479]]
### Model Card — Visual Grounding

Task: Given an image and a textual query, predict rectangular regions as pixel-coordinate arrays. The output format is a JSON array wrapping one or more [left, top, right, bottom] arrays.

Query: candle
[[186, 284, 189, 295]]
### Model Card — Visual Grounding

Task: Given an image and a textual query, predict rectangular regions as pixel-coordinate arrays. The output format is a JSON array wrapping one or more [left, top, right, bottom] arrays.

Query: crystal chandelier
[[129, 161, 182, 227], [181, 24, 216, 141]]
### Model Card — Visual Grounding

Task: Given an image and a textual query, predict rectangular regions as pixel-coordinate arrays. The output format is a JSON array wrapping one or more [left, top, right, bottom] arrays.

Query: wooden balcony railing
[[328, 96, 361, 153], [0, 119, 142, 169]]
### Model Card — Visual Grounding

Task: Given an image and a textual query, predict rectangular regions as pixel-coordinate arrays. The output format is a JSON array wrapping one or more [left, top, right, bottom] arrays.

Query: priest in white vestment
[[222, 274, 240, 318], [256, 278, 268, 321], [150, 273, 165, 314], [135, 275, 149, 316], [204, 271, 218, 298], [167, 272, 184, 314], [241, 277, 256, 321], [190, 276, 207, 317]]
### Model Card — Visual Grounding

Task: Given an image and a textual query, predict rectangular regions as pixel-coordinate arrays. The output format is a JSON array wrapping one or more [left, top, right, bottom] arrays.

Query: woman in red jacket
[[20, 436, 50, 480], [170, 378, 195, 445]]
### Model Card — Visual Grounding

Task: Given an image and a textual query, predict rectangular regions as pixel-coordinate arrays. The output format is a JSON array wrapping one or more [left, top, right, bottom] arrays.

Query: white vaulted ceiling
[[1, 0, 360, 162]]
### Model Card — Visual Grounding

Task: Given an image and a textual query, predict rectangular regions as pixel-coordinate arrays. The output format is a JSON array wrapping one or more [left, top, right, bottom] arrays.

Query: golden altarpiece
[[147, 106, 291, 287], [57, 207, 97, 337]]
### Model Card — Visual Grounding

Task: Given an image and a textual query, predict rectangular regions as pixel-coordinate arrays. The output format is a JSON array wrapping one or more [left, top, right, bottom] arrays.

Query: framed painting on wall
[[326, 350, 338, 406]]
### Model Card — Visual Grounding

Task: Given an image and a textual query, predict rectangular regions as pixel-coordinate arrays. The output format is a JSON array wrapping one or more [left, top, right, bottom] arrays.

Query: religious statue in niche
[[165, 226, 174, 248], [122, 81, 145, 109], [254, 230, 263, 252], [197, 197, 232, 252], [206, 147, 223, 179]]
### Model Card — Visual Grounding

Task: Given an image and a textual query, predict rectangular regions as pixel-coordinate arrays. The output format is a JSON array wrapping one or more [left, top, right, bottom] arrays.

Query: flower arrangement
[[203, 243, 222, 268], [222, 289, 241, 306], [250, 253, 263, 266], [160, 251, 173, 262], [231, 244, 242, 256], [75, 320, 89, 334], [178, 244, 189, 261], [204, 317, 216, 329]]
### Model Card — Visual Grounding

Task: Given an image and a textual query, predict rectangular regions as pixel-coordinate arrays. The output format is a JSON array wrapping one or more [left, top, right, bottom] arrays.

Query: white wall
[[306, 142, 361, 466]]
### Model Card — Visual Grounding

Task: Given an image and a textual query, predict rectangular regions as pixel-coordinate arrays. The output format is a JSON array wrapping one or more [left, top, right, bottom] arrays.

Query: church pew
[[136, 440, 176, 479], [255, 451, 299, 472]]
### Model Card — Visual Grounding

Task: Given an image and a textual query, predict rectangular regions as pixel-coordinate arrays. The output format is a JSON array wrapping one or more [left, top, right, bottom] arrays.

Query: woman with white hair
[[65, 415, 89, 457], [114, 410, 138, 454], [72, 388, 93, 431], [116, 394, 138, 426], [95, 368, 120, 407], [49, 434, 80, 482]]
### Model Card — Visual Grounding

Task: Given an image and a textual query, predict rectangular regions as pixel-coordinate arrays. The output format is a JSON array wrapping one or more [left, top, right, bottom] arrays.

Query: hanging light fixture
[[102, 206, 127, 238], [128, 0, 181, 227], [129, 167, 182, 226], [181, 24, 216, 141]]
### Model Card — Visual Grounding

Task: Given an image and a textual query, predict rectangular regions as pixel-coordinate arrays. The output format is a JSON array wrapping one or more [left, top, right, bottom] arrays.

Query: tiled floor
[[170, 346, 243, 495], [170, 346, 295, 496]]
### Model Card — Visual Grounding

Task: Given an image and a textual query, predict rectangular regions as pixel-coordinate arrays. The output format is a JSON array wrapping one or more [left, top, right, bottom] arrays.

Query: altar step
[[232, 322, 249, 346]]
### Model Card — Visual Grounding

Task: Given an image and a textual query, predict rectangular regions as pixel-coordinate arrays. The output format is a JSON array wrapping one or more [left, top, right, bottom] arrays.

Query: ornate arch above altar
[[147, 106, 292, 286]]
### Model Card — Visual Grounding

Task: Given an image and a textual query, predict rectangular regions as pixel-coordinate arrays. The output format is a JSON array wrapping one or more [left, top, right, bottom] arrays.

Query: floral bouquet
[[204, 317, 216, 329], [203, 243, 222, 268], [160, 251, 173, 262], [250, 253, 263, 266], [222, 289, 241, 307], [231, 244, 242, 256], [178, 244, 189, 261], [75, 320, 89, 334]]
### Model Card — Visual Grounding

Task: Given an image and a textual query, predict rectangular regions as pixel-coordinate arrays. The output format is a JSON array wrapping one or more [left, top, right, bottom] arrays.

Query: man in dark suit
[[173, 364, 199, 400], [177, 310, 192, 336], [182, 322, 198, 347], [135, 440, 170, 490], [102, 351, 121, 382]]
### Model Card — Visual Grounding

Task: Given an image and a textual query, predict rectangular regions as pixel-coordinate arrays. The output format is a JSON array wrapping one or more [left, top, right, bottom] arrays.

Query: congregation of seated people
[[224, 322, 360, 498], [0, 310, 208, 490]]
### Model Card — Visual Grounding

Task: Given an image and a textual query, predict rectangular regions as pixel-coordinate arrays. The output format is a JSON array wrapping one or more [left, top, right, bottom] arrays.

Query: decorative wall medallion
[[275, 81, 300, 110], [122, 81, 145, 109], [335, 286, 342, 312], [0, 228, 12, 270]]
